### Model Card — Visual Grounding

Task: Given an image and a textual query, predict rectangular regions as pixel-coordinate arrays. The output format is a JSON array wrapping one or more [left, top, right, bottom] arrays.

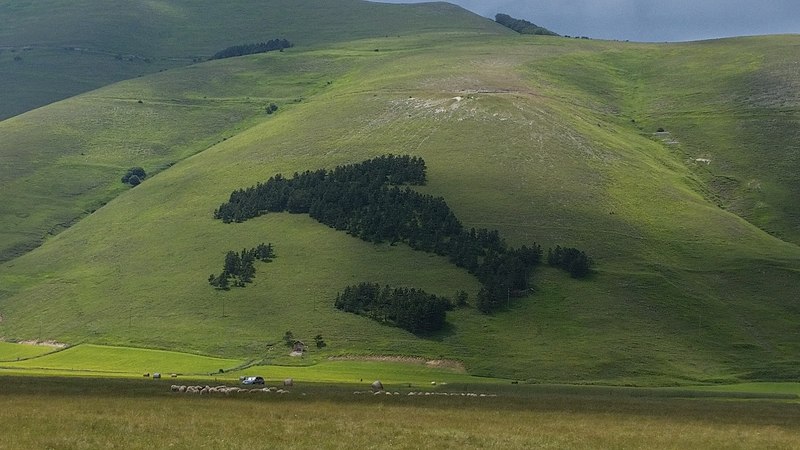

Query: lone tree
[[122, 167, 147, 186], [455, 290, 469, 308], [283, 330, 295, 347], [314, 334, 326, 348]]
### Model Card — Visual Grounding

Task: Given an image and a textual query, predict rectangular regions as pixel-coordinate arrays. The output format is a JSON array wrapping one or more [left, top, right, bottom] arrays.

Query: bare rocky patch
[[17, 340, 68, 349]]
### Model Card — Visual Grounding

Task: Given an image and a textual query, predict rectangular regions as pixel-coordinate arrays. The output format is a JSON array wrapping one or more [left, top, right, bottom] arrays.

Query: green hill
[[0, 2, 799, 385], [0, 0, 507, 120], [0, 0, 507, 262]]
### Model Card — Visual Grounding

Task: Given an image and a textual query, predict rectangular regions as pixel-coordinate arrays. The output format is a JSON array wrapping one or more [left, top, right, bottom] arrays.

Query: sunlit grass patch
[[2, 344, 243, 376], [0, 341, 56, 361], [238, 359, 503, 386]]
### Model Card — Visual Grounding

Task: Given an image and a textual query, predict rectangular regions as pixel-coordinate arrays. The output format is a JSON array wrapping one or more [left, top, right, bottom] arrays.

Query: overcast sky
[[375, 0, 800, 42]]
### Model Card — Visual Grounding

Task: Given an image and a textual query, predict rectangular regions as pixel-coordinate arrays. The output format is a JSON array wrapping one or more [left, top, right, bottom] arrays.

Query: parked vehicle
[[241, 376, 265, 385]]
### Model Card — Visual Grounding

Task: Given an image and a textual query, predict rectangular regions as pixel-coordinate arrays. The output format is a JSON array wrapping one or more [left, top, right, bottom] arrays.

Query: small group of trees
[[214, 154, 426, 224], [265, 103, 278, 114], [208, 243, 275, 289], [283, 330, 326, 349], [495, 13, 559, 36], [210, 39, 293, 60], [547, 246, 592, 278], [335, 283, 451, 334], [121, 167, 147, 186]]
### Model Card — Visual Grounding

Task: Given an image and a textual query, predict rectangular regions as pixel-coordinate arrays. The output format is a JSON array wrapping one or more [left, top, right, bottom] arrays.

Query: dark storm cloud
[[375, 0, 800, 42]]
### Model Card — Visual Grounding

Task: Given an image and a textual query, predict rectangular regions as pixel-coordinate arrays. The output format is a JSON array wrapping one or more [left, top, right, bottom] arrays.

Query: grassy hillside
[[2, 28, 799, 384], [0, 50, 355, 262], [0, 0, 507, 119], [534, 36, 800, 246]]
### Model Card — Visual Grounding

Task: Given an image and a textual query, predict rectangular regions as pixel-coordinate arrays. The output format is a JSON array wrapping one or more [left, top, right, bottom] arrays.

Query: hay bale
[[371, 380, 384, 392], [283, 378, 293, 387]]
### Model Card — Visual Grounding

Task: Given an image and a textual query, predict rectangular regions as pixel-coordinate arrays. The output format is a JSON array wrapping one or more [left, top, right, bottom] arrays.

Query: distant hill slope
[[0, 0, 507, 119], [1, 30, 799, 384], [535, 36, 800, 246]]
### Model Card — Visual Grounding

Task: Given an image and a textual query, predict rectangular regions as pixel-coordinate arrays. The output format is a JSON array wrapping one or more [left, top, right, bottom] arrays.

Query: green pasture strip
[[237, 360, 504, 386], [507, 383, 800, 401], [0, 341, 56, 361], [0, 367, 149, 378], [682, 382, 800, 397], [1, 344, 243, 375]]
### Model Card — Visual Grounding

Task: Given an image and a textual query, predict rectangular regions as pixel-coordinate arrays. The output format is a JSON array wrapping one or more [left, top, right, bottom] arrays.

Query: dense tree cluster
[[214, 155, 591, 312], [214, 155, 426, 223], [214, 155, 545, 312], [335, 283, 451, 333], [473, 244, 544, 313], [547, 246, 592, 278], [495, 13, 559, 36], [121, 167, 146, 186], [208, 243, 275, 289], [210, 39, 293, 60]]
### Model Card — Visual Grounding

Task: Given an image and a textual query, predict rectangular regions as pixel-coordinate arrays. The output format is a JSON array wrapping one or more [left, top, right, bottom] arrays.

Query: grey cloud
[[376, 0, 800, 42]]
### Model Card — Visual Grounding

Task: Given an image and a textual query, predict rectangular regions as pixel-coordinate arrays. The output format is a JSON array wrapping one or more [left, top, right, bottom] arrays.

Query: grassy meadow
[[0, 375, 798, 449], [0, 2, 799, 386]]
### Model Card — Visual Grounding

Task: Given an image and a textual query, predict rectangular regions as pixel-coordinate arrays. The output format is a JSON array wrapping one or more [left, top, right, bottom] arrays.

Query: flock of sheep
[[169, 380, 498, 398], [360, 380, 497, 397], [170, 385, 290, 395], [354, 390, 498, 397]]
